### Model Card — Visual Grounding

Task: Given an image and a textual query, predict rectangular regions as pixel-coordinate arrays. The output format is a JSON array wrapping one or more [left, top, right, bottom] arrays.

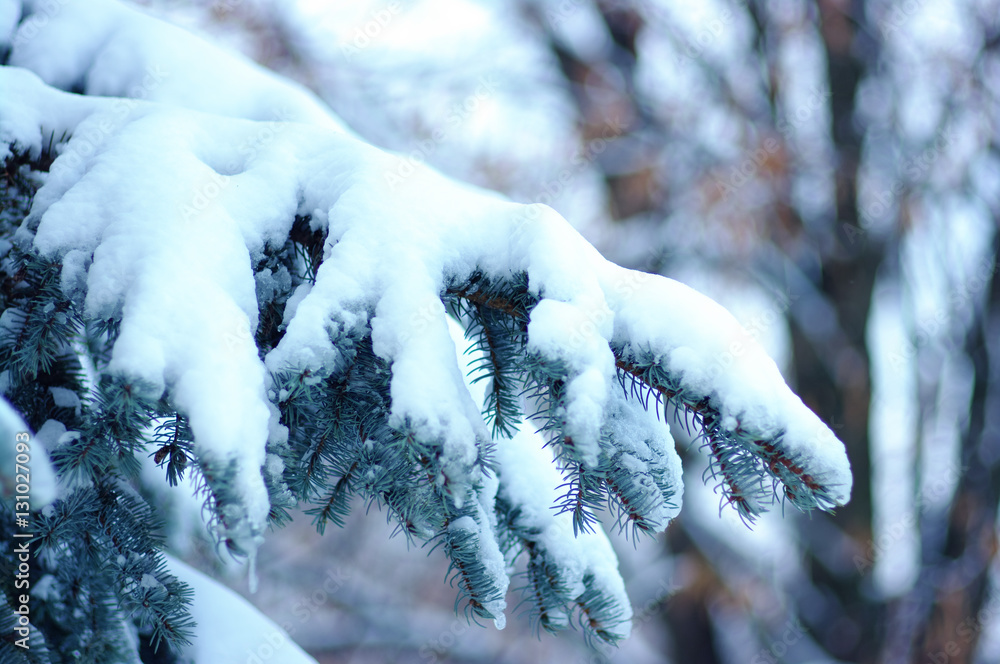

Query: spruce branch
[[150, 414, 194, 487], [444, 270, 844, 519], [0, 50, 855, 657], [613, 352, 843, 517], [553, 463, 606, 536]]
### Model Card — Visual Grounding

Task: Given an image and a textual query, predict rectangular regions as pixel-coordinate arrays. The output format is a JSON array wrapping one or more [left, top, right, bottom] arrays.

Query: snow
[[166, 554, 319, 664], [525, 296, 615, 468], [451, 317, 633, 637], [2, 48, 849, 550], [495, 425, 633, 640], [447, 510, 508, 629], [0, 397, 57, 509], [472, 459, 509, 628], [603, 262, 852, 506], [3, 0, 349, 132], [602, 389, 684, 529], [49, 385, 80, 412], [0, 65, 106, 163], [0, 0, 853, 646], [282, 0, 580, 224], [140, 572, 162, 589], [281, 283, 312, 328], [32, 573, 57, 601], [0, 0, 18, 48], [255, 267, 291, 308]]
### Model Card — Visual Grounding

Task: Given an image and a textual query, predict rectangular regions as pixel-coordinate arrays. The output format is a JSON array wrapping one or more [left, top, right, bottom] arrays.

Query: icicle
[[247, 548, 259, 594]]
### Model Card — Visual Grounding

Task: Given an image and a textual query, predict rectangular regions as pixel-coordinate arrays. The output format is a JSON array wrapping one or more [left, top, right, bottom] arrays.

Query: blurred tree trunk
[[810, 0, 876, 535], [887, 237, 1000, 664], [795, 1, 883, 660]]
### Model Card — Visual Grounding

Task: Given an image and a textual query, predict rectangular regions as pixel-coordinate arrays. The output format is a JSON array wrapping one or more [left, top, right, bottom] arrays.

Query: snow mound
[[3, 0, 348, 132]]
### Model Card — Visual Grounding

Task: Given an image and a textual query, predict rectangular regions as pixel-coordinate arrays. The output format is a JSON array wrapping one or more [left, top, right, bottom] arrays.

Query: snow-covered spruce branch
[[445, 276, 848, 519], [0, 0, 851, 659]]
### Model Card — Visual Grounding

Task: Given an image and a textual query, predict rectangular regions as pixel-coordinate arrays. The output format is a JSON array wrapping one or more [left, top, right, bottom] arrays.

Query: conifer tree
[[0, 1, 852, 662]]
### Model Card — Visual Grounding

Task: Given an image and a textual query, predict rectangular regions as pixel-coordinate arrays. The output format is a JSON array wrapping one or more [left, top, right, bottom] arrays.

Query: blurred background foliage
[[132, 0, 1000, 662]]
